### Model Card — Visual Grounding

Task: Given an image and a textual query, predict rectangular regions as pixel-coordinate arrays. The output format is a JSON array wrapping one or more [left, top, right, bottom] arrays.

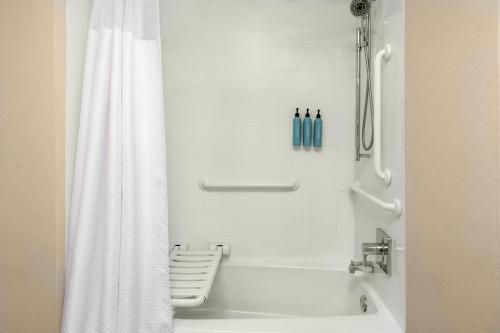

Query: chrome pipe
[[355, 28, 362, 161]]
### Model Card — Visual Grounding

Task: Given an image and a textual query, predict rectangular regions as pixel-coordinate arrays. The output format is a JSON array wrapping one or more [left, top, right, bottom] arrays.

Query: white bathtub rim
[[174, 312, 403, 333], [173, 264, 404, 333], [217, 258, 353, 272]]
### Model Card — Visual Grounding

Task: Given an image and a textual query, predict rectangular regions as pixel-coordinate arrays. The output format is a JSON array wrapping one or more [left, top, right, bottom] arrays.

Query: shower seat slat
[[171, 280, 205, 288], [169, 273, 207, 281], [170, 261, 211, 268], [170, 267, 210, 274], [175, 250, 217, 256], [172, 255, 215, 262], [170, 288, 204, 297]]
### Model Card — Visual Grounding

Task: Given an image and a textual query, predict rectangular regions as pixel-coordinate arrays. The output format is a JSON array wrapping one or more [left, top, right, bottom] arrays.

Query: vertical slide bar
[[355, 28, 362, 161]]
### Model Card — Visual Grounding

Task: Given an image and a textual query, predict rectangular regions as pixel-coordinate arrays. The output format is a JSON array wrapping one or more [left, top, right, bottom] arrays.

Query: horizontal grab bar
[[199, 178, 299, 192], [350, 181, 402, 216]]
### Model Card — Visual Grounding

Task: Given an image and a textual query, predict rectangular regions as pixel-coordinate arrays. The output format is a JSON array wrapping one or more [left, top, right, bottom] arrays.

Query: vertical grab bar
[[373, 44, 392, 185]]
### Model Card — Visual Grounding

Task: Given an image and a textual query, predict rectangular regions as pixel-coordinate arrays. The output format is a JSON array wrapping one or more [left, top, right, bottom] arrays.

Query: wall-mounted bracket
[[209, 242, 231, 256]]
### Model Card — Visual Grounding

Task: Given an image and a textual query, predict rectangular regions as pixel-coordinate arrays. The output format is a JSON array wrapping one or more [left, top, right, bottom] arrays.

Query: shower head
[[350, 0, 371, 17]]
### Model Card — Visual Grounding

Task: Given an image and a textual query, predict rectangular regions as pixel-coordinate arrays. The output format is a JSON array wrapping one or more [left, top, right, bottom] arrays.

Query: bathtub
[[173, 263, 403, 333]]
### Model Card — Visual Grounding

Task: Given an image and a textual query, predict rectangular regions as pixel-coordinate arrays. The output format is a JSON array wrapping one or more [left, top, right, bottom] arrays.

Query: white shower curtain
[[62, 0, 172, 332]]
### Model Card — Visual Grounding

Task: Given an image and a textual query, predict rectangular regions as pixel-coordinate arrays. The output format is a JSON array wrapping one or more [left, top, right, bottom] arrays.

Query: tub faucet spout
[[348, 260, 374, 274]]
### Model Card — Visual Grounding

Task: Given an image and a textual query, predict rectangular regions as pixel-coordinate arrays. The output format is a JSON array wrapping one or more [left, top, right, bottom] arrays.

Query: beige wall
[[2, 0, 500, 332], [406, 0, 500, 332], [0, 0, 65, 332]]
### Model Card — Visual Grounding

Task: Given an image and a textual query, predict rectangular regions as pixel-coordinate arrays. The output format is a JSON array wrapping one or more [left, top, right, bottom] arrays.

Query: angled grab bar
[[350, 181, 402, 216], [373, 44, 392, 185], [199, 178, 300, 192]]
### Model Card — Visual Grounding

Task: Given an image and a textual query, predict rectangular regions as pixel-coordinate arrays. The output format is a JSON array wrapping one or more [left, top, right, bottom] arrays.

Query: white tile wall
[[66, 0, 92, 222], [354, 0, 405, 329], [160, 0, 358, 263]]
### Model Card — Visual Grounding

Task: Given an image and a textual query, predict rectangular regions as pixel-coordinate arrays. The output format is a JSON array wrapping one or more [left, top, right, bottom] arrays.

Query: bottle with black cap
[[303, 108, 312, 147], [313, 109, 323, 148], [292, 108, 302, 146]]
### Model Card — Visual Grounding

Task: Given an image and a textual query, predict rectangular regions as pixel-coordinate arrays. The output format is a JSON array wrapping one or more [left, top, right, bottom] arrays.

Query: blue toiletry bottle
[[313, 109, 323, 147], [303, 108, 312, 147], [293, 108, 302, 146]]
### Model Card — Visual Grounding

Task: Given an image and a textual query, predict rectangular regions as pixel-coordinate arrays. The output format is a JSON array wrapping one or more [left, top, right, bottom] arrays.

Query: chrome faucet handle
[[361, 228, 393, 275], [362, 242, 388, 266]]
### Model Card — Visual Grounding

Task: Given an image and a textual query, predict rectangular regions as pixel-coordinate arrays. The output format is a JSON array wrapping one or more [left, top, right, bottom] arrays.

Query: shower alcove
[[66, 0, 405, 331]]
